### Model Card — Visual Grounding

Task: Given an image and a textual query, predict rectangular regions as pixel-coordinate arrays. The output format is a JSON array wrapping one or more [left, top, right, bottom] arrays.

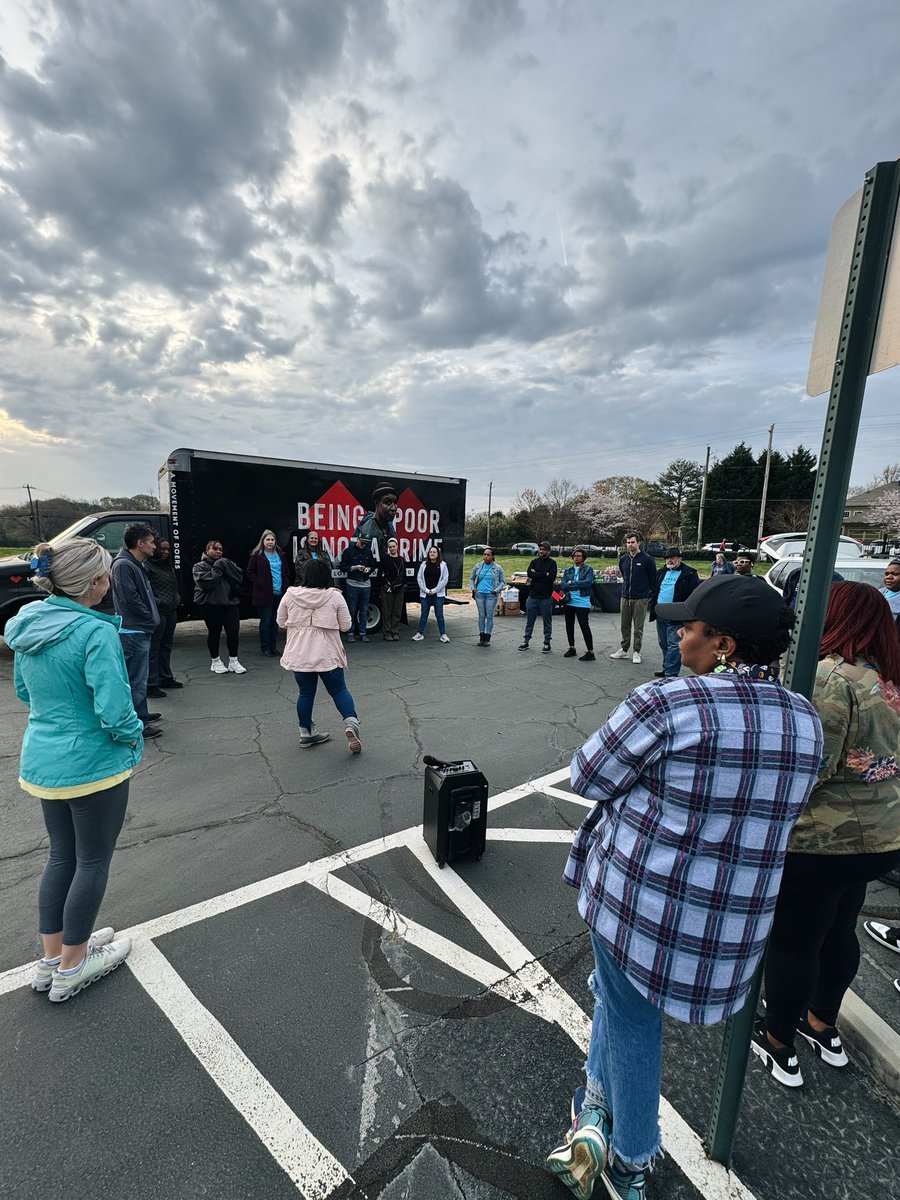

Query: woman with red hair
[[753, 582, 900, 1087]]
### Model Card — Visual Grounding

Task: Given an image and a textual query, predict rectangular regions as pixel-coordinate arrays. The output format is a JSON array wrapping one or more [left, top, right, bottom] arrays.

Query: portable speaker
[[422, 756, 488, 868]]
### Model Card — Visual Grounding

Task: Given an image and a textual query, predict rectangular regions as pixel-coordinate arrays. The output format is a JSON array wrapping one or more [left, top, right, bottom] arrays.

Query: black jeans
[[149, 610, 177, 684], [38, 780, 130, 945], [564, 606, 593, 651], [764, 848, 900, 1044], [203, 604, 241, 659]]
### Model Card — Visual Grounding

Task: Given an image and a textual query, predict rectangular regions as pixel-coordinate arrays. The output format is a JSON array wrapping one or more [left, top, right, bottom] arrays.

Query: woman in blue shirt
[[561, 548, 595, 661], [246, 530, 290, 657], [469, 548, 506, 646]]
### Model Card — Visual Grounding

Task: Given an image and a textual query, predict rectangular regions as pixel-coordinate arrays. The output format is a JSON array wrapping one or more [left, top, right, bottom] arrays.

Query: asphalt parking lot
[[1, 604, 898, 1200]]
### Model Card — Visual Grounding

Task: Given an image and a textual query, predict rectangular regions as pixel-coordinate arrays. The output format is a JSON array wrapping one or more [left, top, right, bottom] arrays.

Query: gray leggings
[[38, 779, 130, 946]]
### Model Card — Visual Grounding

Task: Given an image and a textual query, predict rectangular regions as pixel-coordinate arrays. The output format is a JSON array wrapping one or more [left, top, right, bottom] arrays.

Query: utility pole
[[23, 484, 41, 541], [696, 447, 710, 549], [486, 481, 493, 546], [756, 424, 774, 550]]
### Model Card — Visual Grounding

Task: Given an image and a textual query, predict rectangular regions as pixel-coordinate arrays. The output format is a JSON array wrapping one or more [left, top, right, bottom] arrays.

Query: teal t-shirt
[[265, 551, 283, 595], [567, 567, 590, 608], [474, 564, 496, 594], [657, 569, 680, 607]]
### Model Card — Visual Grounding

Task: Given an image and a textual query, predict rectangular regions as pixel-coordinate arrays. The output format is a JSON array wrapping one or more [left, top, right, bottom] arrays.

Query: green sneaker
[[48, 938, 132, 1002], [32, 927, 115, 993], [602, 1161, 646, 1199], [546, 1099, 611, 1199]]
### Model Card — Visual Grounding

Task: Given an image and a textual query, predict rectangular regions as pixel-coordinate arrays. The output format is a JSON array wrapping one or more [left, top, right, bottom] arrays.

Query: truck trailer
[[0, 448, 467, 634]]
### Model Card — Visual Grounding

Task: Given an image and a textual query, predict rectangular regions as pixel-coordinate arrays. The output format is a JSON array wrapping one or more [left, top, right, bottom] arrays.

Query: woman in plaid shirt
[[546, 576, 823, 1200]]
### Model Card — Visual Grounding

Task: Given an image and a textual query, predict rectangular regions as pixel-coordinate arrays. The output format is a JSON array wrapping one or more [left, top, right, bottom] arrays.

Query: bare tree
[[865, 463, 900, 489]]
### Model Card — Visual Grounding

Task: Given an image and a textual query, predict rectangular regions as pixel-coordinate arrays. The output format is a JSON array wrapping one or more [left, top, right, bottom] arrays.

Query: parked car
[[700, 542, 756, 558], [464, 544, 489, 553], [511, 542, 540, 555], [757, 532, 864, 562], [763, 556, 886, 599]]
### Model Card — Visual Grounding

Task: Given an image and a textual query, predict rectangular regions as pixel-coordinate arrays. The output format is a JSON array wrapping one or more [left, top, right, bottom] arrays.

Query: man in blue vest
[[649, 548, 700, 677]]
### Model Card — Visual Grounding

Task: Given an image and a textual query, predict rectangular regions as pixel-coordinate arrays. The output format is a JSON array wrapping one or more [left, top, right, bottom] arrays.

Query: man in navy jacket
[[610, 534, 657, 665]]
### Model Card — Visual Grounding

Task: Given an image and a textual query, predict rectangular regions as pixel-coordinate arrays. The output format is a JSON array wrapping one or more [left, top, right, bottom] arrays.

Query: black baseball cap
[[664, 546, 682, 557], [539, 540, 552, 550], [656, 574, 790, 635]]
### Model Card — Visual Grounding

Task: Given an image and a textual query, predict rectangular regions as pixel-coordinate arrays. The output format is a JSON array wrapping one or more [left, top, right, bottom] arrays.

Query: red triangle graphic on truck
[[306, 481, 365, 558]]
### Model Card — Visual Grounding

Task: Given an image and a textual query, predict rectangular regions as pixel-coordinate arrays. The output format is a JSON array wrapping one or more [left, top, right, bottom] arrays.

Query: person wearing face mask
[[193, 540, 245, 674], [4, 539, 144, 1002], [380, 537, 408, 641], [247, 529, 290, 657]]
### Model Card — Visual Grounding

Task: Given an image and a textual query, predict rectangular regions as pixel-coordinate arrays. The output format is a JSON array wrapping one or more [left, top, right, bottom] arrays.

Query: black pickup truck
[[1, 448, 466, 633]]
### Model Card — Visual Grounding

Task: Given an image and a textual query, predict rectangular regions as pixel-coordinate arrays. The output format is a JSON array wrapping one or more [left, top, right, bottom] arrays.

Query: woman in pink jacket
[[277, 558, 362, 753]]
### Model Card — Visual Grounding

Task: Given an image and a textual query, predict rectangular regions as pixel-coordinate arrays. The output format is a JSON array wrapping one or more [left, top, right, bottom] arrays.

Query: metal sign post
[[705, 159, 900, 1167]]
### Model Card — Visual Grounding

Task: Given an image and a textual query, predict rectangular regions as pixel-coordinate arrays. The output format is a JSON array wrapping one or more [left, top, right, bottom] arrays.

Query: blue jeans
[[257, 600, 281, 653], [345, 586, 370, 636], [524, 595, 553, 643], [294, 668, 357, 729], [656, 618, 682, 676], [120, 631, 151, 720], [38, 780, 130, 945], [418, 594, 446, 635], [474, 592, 498, 634], [586, 935, 663, 1171]]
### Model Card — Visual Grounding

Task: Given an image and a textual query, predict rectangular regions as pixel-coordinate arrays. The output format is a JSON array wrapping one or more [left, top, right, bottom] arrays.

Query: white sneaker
[[227, 658, 247, 674], [609, 649, 629, 660], [412, 633, 425, 641], [440, 634, 451, 643], [48, 938, 132, 1002], [32, 927, 115, 993], [210, 657, 228, 674], [632, 652, 642, 664]]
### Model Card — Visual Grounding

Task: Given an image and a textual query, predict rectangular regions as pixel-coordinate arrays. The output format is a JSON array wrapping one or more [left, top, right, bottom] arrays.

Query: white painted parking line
[[1, 763, 760, 1200], [539, 783, 595, 808], [488, 827, 575, 842], [127, 939, 350, 1200]]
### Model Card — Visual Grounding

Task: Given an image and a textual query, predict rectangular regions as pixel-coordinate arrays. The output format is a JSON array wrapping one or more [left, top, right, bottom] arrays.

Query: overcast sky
[[1, 0, 899, 514]]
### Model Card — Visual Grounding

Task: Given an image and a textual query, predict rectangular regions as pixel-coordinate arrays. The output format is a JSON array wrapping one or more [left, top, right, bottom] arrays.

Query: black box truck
[[0, 448, 467, 633]]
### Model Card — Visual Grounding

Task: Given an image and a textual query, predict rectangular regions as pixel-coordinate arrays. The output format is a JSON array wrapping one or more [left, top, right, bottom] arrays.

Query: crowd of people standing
[[4, 515, 900, 1200]]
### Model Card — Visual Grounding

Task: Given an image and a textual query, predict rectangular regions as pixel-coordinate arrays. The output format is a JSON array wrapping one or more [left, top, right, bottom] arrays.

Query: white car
[[758, 532, 864, 562], [510, 542, 540, 555], [764, 556, 886, 600]]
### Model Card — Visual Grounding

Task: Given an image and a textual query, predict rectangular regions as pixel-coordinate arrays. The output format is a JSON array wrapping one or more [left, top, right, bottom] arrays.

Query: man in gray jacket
[[110, 524, 161, 737]]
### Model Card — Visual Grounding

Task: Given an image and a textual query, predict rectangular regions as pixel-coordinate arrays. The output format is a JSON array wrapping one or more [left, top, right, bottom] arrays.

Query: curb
[[840, 987, 900, 1098]]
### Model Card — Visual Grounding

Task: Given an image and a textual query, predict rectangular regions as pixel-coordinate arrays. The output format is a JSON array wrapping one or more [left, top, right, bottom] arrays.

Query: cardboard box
[[498, 599, 520, 615]]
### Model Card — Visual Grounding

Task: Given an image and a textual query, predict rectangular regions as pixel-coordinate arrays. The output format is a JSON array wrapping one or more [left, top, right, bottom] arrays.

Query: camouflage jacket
[[790, 655, 900, 855]]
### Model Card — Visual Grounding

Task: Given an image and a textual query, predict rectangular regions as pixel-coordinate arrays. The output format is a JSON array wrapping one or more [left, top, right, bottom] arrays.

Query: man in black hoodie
[[519, 542, 558, 653]]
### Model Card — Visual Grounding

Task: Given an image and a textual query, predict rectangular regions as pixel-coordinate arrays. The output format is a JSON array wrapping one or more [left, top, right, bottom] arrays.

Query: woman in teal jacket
[[3, 539, 143, 1002]]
